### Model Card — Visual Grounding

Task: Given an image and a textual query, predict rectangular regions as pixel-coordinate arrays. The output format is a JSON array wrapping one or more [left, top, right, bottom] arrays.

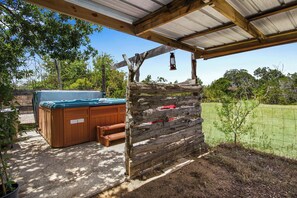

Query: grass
[[202, 103, 297, 159]]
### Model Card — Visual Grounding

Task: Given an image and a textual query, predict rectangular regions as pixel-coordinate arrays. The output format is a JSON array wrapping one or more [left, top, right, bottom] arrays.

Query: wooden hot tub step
[[100, 123, 125, 131], [104, 132, 125, 141], [97, 123, 126, 147]]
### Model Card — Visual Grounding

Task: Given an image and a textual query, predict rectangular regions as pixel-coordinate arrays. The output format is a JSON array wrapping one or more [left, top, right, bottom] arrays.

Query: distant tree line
[[22, 53, 126, 98], [203, 67, 297, 105]]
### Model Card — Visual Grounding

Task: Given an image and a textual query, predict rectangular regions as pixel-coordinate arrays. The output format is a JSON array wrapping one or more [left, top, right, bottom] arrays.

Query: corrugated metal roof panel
[[252, 8, 297, 35], [67, 0, 297, 50], [200, 6, 230, 24], [151, 29, 178, 40], [151, 6, 232, 40], [153, 21, 194, 38], [92, 0, 149, 18], [182, 26, 253, 49], [154, 0, 173, 5], [122, 0, 163, 12], [289, 8, 297, 27], [66, 0, 137, 23], [183, 37, 221, 49], [226, 0, 283, 17]]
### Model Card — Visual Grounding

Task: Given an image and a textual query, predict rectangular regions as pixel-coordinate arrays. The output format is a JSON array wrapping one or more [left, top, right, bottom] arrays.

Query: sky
[[90, 27, 297, 85]]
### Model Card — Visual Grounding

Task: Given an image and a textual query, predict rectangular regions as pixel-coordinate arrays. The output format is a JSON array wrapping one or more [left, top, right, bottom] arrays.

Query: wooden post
[[122, 52, 148, 178], [101, 64, 106, 93], [191, 53, 199, 96], [123, 54, 134, 177], [135, 68, 140, 82], [191, 53, 197, 84]]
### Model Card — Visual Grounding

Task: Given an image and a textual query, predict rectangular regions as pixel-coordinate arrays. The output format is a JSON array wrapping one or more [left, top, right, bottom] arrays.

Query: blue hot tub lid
[[40, 98, 126, 109]]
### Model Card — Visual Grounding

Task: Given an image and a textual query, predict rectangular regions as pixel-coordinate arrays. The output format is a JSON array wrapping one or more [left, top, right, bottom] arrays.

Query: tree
[[142, 75, 153, 83], [214, 98, 259, 144], [0, 0, 102, 93], [69, 78, 93, 90], [141, 75, 168, 84], [253, 67, 295, 104], [36, 57, 89, 89], [92, 53, 126, 98], [224, 69, 256, 99], [204, 77, 232, 102]]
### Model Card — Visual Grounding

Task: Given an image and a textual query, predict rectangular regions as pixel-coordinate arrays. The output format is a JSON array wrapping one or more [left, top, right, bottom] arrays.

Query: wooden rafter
[[26, 0, 204, 55], [209, 0, 266, 39], [134, 0, 208, 35], [178, 1, 297, 42], [201, 30, 297, 59]]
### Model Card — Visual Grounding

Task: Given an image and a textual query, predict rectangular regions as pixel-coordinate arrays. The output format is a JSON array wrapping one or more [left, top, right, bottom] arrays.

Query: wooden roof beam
[[134, 0, 208, 35], [201, 30, 297, 59], [179, 1, 297, 41], [209, 0, 266, 40], [26, 0, 205, 55]]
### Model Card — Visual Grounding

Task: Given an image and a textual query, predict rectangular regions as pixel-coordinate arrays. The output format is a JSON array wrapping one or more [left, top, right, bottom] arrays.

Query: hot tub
[[39, 98, 126, 148]]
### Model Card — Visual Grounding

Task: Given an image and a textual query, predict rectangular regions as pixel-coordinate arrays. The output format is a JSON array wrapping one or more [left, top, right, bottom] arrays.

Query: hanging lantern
[[170, 52, 176, 70]]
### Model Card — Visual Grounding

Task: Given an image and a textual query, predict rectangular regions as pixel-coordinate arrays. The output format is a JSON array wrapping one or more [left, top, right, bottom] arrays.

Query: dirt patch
[[122, 144, 297, 198]]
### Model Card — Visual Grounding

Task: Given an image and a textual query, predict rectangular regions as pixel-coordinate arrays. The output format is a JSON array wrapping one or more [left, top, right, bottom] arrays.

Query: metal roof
[[28, 0, 297, 59]]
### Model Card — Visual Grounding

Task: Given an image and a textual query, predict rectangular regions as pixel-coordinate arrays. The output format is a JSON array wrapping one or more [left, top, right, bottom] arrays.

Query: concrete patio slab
[[19, 113, 35, 124], [9, 130, 126, 198]]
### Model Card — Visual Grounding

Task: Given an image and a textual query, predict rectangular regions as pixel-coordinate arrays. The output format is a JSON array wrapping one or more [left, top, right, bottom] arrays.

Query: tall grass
[[202, 103, 297, 159]]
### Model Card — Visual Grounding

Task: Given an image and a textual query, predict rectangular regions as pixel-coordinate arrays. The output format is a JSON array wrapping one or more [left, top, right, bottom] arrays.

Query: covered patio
[[24, 0, 297, 194]]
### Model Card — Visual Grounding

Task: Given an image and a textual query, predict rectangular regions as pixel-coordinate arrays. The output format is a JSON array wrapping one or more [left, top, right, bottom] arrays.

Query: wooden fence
[[125, 82, 204, 178], [13, 90, 34, 114]]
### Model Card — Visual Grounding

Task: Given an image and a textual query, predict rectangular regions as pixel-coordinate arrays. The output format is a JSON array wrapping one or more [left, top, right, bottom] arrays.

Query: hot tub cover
[[33, 90, 104, 124], [40, 98, 126, 109]]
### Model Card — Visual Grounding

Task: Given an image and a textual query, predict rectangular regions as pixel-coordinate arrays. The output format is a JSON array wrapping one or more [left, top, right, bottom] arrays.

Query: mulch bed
[[122, 144, 297, 198]]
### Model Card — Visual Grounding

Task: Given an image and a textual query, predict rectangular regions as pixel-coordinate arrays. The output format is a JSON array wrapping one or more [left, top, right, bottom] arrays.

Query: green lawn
[[201, 103, 297, 159]]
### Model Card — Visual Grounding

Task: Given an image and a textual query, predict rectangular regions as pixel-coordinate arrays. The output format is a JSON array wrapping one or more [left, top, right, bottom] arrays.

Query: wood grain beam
[[113, 45, 176, 68], [26, 0, 204, 55], [201, 30, 297, 59], [26, 0, 135, 34], [179, 1, 297, 41], [134, 0, 208, 35], [210, 0, 266, 39]]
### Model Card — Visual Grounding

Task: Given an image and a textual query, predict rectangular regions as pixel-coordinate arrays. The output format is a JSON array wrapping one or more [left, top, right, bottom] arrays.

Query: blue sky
[[90, 27, 297, 85]]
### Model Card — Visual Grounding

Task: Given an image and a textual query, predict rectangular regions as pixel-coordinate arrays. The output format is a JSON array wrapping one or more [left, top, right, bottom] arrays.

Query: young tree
[[214, 98, 259, 144]]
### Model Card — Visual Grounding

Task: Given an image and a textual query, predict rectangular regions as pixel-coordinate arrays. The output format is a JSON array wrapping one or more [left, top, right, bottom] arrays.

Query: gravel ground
[[9, 130, 126, 198]]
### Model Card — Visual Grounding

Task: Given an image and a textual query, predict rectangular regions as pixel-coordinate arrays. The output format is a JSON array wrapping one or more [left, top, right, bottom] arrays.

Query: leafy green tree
[[204, 77, 232, 102], [0, 0, 101, 95], [253, 67, 295, 104], [214, 98, 259, 144], [92, 53, 126, 98], [69, 78, 93, 90], [156, 77, 167, 83], [224, 69, 256, 99], [142, 75, 153, 83], [141, 75, 168, 84], [196, 77, 203, 85]]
